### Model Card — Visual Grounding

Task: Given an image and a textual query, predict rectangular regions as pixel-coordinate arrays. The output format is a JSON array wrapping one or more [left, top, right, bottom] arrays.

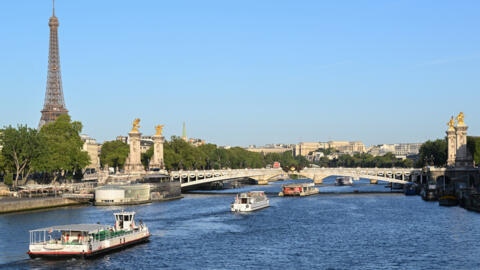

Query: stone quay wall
[[0, 197, 83, 214], [150, 182, 182, 201]]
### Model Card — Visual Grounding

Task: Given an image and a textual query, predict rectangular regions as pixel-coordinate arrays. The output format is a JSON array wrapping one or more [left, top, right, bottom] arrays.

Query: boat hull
[[231, 200, 269, 212], [28, 234, 150, 259], [439, 199, 459, 207]]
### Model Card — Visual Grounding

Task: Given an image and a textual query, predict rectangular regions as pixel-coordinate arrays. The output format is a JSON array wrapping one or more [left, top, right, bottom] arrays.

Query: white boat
[[231, 191, 269, 212], [28, 211, 150, 259], [335, 176, 353, 186]]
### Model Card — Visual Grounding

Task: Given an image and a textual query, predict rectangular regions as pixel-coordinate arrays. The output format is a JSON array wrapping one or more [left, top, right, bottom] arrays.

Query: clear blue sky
[[1, 0, 479, 146]]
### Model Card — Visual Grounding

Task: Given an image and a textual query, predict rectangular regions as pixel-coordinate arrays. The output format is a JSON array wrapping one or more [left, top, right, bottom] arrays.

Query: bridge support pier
[[255, 177, 269, 185], [313, 174, 326, 185]]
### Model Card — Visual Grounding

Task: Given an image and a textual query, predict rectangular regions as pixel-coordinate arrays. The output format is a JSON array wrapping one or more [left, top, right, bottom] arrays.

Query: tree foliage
[[313, 152, 414, 168], [100, 140, 129, 172], [141, 146, 154, 169], [35, 115, 90, 182], [416, 139, 447, 167], [467, 136, 480, 166], [0, 152, 6, 174], [0, 125, 44, 188], [264, 150, 309, 171], [161, 137, 308, 171]]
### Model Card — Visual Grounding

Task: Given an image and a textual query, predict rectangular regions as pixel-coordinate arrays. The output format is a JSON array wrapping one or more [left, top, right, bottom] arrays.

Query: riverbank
[[0, 197, 87, 214]]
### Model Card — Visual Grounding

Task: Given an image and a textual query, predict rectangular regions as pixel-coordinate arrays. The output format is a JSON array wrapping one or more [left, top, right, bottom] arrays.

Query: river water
[[2, 178, 480, 269]]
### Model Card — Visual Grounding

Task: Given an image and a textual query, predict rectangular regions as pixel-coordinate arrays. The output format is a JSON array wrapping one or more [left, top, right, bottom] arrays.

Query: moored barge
[[28, 211, 150, 259], [279, 183, 319, 197]]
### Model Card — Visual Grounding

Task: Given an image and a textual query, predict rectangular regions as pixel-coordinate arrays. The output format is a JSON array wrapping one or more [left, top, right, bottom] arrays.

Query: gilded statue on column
[[155, 124, 165, 136], [447, 116, 455, 131], [456, 112, 465, 126], [131, 118, 141, 133]]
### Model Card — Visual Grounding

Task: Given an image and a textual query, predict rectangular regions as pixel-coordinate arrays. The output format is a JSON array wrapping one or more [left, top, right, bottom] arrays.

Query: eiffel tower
[[39, 0, 68, 129]]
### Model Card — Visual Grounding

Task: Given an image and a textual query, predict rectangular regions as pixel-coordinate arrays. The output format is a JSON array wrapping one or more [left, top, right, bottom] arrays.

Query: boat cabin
[[115, 212, 136, 231], [279, 183, 318, 196], [29, 224, 113, 246], [237, 191, 266, 204]]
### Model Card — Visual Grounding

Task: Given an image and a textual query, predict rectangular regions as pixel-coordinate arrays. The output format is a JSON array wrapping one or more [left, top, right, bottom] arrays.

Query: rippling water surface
[[2, 178, 480, 269]]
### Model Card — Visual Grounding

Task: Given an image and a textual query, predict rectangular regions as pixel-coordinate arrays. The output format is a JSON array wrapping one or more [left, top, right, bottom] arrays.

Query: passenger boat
[[335, 176, 353, 186], [279, 183, 319, 196], [231, 191, 269, 212], [438, 195, 459, 207], [28, 211, 150, 259]]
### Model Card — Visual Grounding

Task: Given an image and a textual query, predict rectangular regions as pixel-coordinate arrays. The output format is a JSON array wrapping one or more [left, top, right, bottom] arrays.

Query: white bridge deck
[[170, 167, 420, 188]]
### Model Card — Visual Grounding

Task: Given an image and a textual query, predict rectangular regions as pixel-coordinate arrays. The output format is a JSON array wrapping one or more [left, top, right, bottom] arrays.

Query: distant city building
[[140, 136, 154, 153], [367, 143, 422, 157], [189, 138, 206, 147], [116, 135, 153, 153], [294, 141, 366, 156], [80, 134, 100, 172], [394, 143, 422, 156], [116, 136, 128, 144], [246, 144, 294, 154], [306, 152, 325, 162], [294, 142, 327, 156]]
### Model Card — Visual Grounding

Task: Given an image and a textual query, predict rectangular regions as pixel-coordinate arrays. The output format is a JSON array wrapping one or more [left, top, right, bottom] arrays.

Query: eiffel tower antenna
[[53, 0, 55, 16]]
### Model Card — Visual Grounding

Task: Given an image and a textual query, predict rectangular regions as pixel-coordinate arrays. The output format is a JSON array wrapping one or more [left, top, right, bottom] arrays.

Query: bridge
[[170, 168, 286, 188], [299, 167, 421, 184], [170, 167, 420, 188], [82, 167, 420, 188]]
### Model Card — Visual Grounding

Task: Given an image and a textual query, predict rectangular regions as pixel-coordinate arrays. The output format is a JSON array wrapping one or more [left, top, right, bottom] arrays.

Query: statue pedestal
[[446, 129, 456, 167], [455, 125, 473, 168], [125, 132, 145, 174], [149, 135, 165, 170]]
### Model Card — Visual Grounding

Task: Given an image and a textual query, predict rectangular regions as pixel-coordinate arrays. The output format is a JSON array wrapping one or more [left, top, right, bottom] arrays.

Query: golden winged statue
[[155, 124, 165, 136], [131, 118, 141, 133], [456, 112, 465, 126], [447, 116, 455, 130]]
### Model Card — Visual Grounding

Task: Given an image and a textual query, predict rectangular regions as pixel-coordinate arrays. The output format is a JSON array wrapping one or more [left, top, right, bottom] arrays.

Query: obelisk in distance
[[39, 0, 68, 129]]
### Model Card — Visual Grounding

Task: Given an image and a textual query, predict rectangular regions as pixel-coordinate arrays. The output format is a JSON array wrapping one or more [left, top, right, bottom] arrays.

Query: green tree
[[4, 172, 13, 186], [467, 136, 480, 165], [100, 140, 129, 172], [141, 145, 154, 169], [0, 125, 44, 189], [0, 154, 5, 175], [416, 139, 447, 167], [35, 115, 90, 183]]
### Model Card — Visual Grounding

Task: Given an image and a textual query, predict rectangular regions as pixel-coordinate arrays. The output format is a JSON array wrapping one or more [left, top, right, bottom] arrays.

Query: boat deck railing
[[90, 227, 145, 243]]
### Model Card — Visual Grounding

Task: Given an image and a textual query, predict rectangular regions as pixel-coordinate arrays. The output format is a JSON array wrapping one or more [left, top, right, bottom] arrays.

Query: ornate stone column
[[446, 116, 456, 167], [454, 112, 471, 167], [149, 124, 165, 170], [149, 135, 165, 169], [125, 119, 145, 174]]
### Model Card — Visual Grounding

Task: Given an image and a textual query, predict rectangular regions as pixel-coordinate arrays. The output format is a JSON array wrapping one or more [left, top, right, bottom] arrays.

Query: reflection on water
[[2, 179, 480, 269]]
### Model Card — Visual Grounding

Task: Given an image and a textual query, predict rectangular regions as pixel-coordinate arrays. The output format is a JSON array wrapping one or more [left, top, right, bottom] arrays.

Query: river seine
[[2, 178, 480, 269]]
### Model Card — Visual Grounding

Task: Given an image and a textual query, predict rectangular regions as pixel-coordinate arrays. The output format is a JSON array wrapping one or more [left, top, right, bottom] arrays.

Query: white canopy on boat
[[30, 224, 113, 233]]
